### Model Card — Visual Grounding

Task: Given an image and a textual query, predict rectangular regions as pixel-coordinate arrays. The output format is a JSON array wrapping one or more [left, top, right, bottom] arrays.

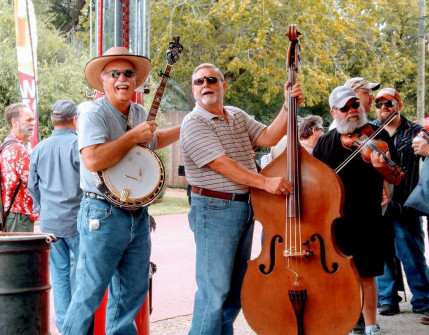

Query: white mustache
[[114, 81, 130, 88], [346, 113, 360, 120]]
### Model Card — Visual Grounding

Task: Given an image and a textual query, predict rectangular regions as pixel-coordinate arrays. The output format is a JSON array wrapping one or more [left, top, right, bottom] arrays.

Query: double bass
[[241, 25, 362, 335]]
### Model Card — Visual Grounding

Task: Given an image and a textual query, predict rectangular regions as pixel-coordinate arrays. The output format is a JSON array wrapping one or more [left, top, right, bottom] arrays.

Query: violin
[[340, 124, 405, 179], [334, 112, 405, 179]]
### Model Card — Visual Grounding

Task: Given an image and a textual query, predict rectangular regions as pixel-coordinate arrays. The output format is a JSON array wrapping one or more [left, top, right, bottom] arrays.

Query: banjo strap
[[91, 104, 136, 200]]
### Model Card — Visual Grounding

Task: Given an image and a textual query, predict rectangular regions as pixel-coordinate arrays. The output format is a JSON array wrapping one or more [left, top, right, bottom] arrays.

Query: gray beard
[[335, 107, 368, 134], [18, 126, 33, 138], [201, 95, 217, 105]]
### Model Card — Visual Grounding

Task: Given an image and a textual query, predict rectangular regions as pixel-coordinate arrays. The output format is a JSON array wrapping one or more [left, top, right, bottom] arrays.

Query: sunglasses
[[375, 100, 398, 109], [106, 70, 136, 78], [193, 76, 219, 86], [336, 100, 361, 113]]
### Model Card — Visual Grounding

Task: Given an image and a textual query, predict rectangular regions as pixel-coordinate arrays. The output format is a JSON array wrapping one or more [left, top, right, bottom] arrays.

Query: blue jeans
[[377, 214, 429, 312], [50, 233, 80, 332], [62, 198, 151, 335], [188, 193, 254, 335]]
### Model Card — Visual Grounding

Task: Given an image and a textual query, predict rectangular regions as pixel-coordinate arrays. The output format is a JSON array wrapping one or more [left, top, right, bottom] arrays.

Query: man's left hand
[[284, 82, 305, 106], [370, 150, 389, 169]]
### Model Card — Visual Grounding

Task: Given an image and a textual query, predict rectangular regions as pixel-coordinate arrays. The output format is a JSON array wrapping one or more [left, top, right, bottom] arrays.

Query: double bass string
[[285, 67, 303, 284]]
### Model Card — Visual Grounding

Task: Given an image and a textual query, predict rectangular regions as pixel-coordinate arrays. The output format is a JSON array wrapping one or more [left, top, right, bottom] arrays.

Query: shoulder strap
[[4, 180, 22, 217], [0, 139, 21, 225], [0, 140, 19, 153]]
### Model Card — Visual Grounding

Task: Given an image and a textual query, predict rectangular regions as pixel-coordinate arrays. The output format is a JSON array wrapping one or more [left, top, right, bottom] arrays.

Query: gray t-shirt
[[180, 104, 266, 193], [78, 97, 157, 195]]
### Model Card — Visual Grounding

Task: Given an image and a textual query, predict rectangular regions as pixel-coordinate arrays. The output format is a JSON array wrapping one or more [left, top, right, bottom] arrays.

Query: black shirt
[[313, 124, 398, 219], [312, 124, 399, 277]]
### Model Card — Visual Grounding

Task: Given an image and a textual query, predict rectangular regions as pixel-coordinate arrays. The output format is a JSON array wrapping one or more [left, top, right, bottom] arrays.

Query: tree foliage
[[0, 0, 88, 141], [0, 0, 428, 142], [32, 0, 86, 33], [149, 0, 428, 124]]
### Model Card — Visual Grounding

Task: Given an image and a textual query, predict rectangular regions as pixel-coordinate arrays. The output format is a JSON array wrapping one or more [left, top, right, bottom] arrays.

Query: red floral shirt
[[1, 133, 38, 221]]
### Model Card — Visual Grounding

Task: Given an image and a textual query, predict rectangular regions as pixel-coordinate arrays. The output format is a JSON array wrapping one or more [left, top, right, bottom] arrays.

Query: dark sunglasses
[[107, 70, 136, 78], [193, 76, 219, 86], [375, 100, 398, 109], [337, 100, 361, 113]]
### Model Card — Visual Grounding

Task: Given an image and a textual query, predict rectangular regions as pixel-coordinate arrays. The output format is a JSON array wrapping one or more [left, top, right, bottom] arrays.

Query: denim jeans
[[62, 197, 151, 335], [377, 214, 429, 312], [188, 193, 254, 335], [50, 233, 80, 332]]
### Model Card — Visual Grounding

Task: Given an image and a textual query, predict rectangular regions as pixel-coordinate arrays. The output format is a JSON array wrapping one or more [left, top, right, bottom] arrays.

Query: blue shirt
[[28, 129, 83, 237]]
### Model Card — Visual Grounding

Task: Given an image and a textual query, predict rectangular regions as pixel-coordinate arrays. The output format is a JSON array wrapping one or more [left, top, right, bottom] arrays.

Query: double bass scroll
[[240, 25, 362, 335]]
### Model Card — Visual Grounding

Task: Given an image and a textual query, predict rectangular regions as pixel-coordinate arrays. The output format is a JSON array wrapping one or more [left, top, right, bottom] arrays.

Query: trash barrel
[[0, 232, 55, 335]]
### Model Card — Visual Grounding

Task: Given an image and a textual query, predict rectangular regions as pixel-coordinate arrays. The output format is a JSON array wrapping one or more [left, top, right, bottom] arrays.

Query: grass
[[148, 195, 190, 216]]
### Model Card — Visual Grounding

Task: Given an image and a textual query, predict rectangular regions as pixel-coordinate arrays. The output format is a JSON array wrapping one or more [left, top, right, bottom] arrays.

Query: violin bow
[[334, 111, 399, 174]]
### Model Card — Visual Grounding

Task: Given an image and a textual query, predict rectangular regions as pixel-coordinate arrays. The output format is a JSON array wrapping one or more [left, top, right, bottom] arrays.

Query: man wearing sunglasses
[[342, 77, 384, 335], [313, 86, 402, 335], [372, 88, 429, 322], [180, 63, 304, 334], [329, 77, 380, 132], [61, 47, 180, 335]]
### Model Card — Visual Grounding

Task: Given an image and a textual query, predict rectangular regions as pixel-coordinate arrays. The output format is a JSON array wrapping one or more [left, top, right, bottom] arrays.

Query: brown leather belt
[[191, 186, 250, 202]]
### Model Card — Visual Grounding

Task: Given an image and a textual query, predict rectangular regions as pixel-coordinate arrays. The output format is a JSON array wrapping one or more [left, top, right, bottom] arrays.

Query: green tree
[[0, 1, 89, 141], [149, 0, 428, 123], [32, 0, 87, 33]]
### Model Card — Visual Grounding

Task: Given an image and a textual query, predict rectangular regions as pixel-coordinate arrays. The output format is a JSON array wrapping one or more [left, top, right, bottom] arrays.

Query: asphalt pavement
[[38, 212, 429, 334], [149, 214, 429, 335]]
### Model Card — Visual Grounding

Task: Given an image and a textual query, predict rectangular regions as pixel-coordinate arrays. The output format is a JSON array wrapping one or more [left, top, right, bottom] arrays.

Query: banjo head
[[101, 146, 165, 208]]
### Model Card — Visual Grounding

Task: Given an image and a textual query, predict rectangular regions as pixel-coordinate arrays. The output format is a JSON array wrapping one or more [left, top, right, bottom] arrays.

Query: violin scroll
[[286, 25, 301, 72]]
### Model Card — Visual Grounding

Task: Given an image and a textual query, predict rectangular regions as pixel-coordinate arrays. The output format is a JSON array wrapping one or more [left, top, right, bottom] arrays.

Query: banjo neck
[[147, 64, 173, 121]]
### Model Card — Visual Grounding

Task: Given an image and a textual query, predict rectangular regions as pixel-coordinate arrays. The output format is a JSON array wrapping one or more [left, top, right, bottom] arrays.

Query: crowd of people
[[0, 46, 428, 335]]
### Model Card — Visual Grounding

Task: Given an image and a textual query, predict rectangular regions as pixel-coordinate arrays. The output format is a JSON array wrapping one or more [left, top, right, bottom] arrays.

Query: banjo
[[93, 37, 183, 210]]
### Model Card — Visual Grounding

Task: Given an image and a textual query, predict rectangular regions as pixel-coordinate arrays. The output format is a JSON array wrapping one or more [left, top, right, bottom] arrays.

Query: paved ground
[[36, 188, 429, 334], [149, 215, 429, 335]]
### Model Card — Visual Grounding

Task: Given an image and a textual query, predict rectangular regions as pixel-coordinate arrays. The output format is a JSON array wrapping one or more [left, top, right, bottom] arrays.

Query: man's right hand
[[130, 120, 158, 144], [264, 177, 293, 196]]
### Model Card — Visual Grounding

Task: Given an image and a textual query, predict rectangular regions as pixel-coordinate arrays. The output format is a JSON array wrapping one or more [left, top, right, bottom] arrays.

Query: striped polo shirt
[[180, 104, 266, 193]]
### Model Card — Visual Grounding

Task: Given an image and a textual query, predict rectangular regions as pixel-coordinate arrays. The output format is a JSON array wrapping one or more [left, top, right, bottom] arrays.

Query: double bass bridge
[[283, 249, 313, 258]]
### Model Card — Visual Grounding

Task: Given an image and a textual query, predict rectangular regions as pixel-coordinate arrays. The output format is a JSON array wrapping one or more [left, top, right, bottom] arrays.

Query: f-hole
[[259, 235, 283, 275], [311, 233, 339, 274]]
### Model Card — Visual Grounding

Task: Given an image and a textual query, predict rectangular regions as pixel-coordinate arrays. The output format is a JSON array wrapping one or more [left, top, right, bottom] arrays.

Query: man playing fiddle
[[313, 86, 402, 335]]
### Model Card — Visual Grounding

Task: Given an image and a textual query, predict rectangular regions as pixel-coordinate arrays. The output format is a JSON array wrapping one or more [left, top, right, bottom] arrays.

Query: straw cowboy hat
[[85, 46, 151, 92]]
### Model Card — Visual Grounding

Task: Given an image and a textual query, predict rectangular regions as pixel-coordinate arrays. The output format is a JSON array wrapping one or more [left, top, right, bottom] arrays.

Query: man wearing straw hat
[[62, 47, 180, 335]]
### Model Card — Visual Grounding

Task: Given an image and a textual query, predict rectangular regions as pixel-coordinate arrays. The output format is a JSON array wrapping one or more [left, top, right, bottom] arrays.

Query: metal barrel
[[0, 233, 55, 335]]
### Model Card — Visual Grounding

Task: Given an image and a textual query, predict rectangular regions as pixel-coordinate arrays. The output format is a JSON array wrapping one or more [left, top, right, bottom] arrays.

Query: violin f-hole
[[310, 234, 339, 274], [258, 235, 283, 275]]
